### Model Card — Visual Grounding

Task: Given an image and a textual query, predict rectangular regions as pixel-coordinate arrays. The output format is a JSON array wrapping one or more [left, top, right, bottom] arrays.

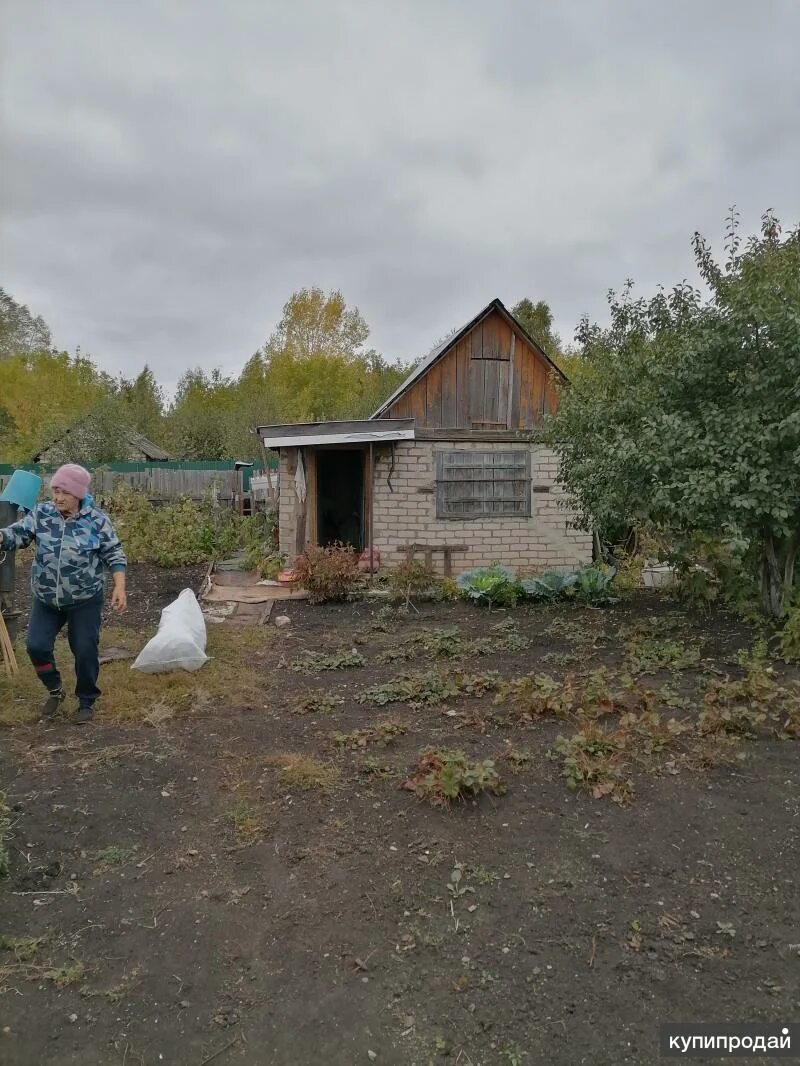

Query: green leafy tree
[[0, 287, 52, 360], [42, 396, 135, 465], [256, 288, 409, 423], [511, 297, 586, 379], [166, 368, 240, 459], [0, 349, 115, 463], [512, 298, 563, 358], [268, 287, 369, 361], [548, 210, 800, 617], [118, 365, 166, 443]]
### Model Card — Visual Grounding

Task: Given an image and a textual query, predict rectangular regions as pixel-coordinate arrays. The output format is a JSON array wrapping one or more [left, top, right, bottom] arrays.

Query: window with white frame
[[435, 450, 531, 519]]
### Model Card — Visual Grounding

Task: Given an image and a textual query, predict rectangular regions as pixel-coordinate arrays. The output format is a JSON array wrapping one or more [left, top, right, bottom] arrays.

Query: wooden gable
[[377, 303, 562, 432]]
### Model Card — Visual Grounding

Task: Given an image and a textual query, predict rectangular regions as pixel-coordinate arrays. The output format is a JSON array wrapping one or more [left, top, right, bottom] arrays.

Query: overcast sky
[[1, 1, 798, 390]]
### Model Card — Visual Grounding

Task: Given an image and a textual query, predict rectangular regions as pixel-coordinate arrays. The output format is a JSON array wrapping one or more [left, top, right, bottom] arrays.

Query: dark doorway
[[316, 449, 365, 549]]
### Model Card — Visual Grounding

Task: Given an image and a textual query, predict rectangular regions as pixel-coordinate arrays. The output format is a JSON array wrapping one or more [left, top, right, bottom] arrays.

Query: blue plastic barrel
[[0, 470, 43, 511]]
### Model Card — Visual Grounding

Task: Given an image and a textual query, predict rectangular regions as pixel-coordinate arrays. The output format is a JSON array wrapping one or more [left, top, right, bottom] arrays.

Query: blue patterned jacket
[[0, 496, 127, 608]]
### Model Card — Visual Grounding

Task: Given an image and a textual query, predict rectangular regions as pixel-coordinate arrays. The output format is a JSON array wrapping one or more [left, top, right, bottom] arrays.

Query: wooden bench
[[398, 543, 468, 577]]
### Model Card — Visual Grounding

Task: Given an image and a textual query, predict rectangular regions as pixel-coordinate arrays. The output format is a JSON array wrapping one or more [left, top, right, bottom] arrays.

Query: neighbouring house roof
[[32, 425, 172, 463], [370, 296, 568, 420], [124, 432, 172, 461], [257, 418, 415, 449]]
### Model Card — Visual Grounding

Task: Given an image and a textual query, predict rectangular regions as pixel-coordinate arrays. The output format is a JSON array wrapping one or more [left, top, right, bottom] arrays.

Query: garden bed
[[0, 589, 798, 1065]]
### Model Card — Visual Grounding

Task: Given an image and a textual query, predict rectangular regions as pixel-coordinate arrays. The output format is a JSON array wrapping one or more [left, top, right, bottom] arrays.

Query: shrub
[[294, 544, 361, 603], [402, 748, 504, 806], [386, 561, 440, 602], [778, 595, 800, 663], [107, 483, 274, 567], [456, 564, 519, 607]]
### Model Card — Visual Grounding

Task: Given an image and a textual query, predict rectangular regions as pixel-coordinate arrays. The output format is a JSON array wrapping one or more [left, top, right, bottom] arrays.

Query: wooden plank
[[470, 321, 483, 360], [469, 359, 486, 425], [426, 360, 443, 427], [440, 347, 458, 427], [496, 317, 513, 360], [455, 339, 470, 428], [483, 360, 510, 425], [518, 345, 536, 427], [533, 360, 546, 419], [409, 378, 427, 426], [416, 428, 529, 441], [544, 372, 560, 414], [482, 317, 497, 359], [506, 334, 515, 428]]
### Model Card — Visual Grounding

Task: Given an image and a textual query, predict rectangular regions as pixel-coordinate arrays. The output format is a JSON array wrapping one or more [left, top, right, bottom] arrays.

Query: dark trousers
[[26, 594, 103, 709]]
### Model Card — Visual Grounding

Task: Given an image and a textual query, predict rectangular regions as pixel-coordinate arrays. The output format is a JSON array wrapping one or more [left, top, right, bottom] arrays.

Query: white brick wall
[[278, 440, 592, 574]]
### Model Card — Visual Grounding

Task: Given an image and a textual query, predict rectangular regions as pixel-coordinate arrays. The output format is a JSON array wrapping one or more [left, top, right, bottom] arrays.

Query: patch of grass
[[624, 635, 701, 675], [363, 605, 401, 635], [543, 615, 598, 646], [539, 649, 582, 667], [467, 864, 500, 885], [379, 622, 531, 665], [331, 719, 407, 750], [0, 932, 52, 962], [359, 757, 394, 778], [267, 754, 340, 791], [377, 627, 466, 664], [0, 626, 271, 726], [0, 791, 11, 878], [225, 799, 265, 846], [502, 747, 533, 772], [0, 935, 84, 991], [358, 669, 499, 710], [94, 844, 136, 872], [292, 691, 344, 715], [402, 748, 505, 807], [291, 647, 365, 673], [45, 962, 85, 988]]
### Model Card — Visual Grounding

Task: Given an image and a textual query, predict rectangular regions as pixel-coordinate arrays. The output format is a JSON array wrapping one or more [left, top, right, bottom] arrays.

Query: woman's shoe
[[40, 689, 65, 721]]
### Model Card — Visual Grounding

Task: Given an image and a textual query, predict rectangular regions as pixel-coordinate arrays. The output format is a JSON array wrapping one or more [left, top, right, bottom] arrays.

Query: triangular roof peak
[[370, 297, 567, 419]]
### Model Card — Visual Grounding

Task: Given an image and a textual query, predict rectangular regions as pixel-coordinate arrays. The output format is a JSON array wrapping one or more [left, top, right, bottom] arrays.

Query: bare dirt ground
[[1, 572, 798, 1065]]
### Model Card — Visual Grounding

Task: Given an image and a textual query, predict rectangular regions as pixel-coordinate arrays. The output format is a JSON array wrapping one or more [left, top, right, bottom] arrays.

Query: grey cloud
[[1, 0, 798, 387]]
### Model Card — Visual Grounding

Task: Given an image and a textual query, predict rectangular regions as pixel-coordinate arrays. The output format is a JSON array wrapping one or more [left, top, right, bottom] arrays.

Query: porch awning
[[257, 418, 415, 449]]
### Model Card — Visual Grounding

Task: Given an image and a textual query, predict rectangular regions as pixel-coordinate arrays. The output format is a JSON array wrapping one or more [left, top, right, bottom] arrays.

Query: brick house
[[258, 298, 591, 576]]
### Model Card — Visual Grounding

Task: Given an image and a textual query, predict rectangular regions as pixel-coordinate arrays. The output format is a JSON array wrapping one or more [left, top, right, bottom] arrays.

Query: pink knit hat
[[50, 464, 91, 501]]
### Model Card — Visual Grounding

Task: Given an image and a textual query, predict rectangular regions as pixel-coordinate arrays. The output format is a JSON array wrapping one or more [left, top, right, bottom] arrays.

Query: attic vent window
[[436, 450, 531, 519]]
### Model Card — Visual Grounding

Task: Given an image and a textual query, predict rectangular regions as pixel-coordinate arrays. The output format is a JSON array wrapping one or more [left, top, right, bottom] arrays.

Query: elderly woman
[[0, 463, 127, 724]]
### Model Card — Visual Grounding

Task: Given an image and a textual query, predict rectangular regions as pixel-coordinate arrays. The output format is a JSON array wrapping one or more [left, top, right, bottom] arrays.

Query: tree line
[[0, 286, 571, 465]]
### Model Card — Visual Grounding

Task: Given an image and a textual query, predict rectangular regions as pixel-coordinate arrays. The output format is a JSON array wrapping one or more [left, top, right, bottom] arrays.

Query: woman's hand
[[111, 573, 127, 613]]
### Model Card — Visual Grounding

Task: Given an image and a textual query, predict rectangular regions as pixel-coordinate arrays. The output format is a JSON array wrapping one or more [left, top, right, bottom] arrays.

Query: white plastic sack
[[131, 589, 209, 674]]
